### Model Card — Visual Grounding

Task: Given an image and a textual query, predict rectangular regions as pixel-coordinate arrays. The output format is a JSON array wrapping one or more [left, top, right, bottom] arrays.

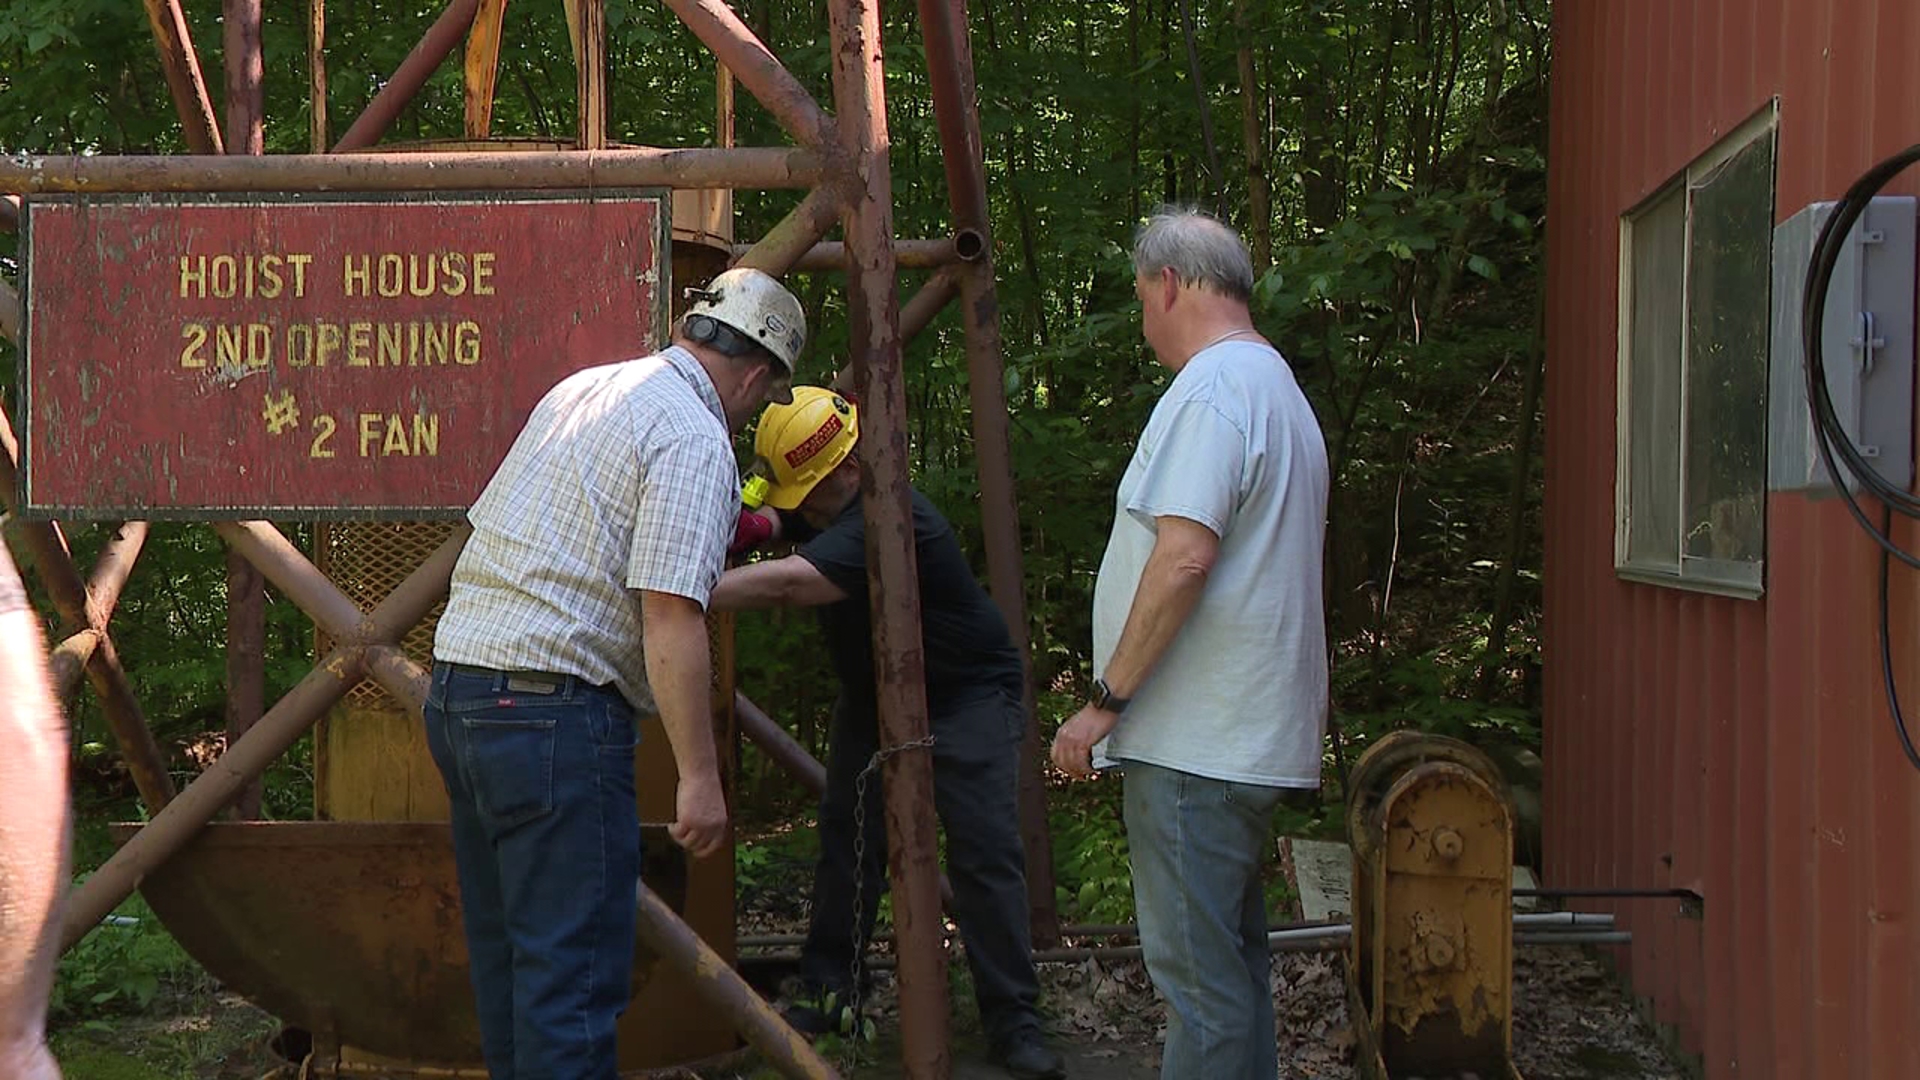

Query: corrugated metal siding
[[1545, 2, 1920, 1077]]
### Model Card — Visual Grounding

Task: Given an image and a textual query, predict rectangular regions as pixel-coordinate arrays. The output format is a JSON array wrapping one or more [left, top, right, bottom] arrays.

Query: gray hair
[[1131, 207, 1255, 302]]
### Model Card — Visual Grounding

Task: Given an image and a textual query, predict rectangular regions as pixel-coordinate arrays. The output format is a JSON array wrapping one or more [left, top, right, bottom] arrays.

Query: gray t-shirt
[[1091, 339, 1330, 787]]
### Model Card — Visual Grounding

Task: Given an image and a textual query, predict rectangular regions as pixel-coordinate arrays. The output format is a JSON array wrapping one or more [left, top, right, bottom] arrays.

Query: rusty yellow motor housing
[[1345, 732, 1521, 1080]]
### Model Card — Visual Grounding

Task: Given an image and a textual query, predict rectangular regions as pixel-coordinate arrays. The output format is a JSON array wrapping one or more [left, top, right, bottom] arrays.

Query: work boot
[[992, 1033, 1067, 1080]]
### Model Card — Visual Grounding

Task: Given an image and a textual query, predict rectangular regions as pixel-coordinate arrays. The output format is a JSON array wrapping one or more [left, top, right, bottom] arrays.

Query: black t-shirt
[[794, 489, 1024, 716]]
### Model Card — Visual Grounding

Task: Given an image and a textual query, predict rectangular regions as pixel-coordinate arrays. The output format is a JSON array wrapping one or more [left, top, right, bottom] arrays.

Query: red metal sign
[[18, 191, 668, 518]]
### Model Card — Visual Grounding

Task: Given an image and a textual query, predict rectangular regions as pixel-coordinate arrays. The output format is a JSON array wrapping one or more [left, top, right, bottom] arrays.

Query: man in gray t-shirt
[[1052, 209, 1329, 1080]]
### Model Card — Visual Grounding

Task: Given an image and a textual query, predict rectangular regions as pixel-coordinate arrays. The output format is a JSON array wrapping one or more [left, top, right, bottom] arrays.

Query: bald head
[[1131, 208, 1255, 303]]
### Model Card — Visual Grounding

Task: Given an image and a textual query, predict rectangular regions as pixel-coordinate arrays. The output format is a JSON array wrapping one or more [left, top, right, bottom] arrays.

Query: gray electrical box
[[1768, 196, 1917, 496]]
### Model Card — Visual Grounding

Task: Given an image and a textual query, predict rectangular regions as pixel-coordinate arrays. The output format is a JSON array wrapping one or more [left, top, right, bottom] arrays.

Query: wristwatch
[[1089, 677, 1131, 714]]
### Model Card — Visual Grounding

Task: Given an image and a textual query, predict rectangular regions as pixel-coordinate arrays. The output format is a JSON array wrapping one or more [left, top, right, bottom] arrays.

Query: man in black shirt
[[712, 387, 1065, 1080]]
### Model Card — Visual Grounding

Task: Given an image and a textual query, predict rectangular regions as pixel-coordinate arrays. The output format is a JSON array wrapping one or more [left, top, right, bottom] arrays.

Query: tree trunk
[[1477, 278, 1545, 700], [1175, 0, 1224, 212], [1368, 1, 1403, 191], [1235, 0, 1270, 268]]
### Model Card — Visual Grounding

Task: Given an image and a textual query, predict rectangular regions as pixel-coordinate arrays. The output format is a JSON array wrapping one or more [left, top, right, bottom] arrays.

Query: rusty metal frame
[[0, 0, 1035, 1074]]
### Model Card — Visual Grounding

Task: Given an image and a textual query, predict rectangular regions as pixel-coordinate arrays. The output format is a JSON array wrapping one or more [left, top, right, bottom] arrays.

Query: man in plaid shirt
[[427, 268, 806, 1079]]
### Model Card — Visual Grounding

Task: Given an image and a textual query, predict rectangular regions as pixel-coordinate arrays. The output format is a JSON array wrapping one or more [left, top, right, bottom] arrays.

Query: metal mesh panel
[[313, 521, 454, 709]]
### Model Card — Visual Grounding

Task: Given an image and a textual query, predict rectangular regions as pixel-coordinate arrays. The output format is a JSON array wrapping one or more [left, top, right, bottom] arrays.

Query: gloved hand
[[729, 506, 776, 556]]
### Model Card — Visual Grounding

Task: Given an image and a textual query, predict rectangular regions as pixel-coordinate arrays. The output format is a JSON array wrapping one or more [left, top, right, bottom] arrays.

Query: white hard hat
[[684, 268, 807, 374]]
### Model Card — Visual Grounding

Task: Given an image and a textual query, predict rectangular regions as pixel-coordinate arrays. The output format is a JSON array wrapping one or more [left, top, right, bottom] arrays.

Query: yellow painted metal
[[1347, 734, 1522, 1079]]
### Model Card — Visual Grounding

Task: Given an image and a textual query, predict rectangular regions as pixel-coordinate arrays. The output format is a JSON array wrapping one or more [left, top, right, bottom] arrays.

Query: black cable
[[1876, 506, 1920, 771], [1801, 144, 1920, 771]]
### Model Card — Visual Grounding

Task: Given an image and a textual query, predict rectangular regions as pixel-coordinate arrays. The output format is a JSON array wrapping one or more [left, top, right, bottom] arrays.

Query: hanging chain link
[[842, 732, 937, 1066]]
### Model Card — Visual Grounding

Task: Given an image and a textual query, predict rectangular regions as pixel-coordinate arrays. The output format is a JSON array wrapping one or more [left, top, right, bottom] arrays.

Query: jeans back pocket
[[458, 701, 561, 834]]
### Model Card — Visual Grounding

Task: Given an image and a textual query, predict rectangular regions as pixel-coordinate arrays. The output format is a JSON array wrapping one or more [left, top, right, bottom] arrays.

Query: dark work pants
[[798, 688, 1043, 1049]]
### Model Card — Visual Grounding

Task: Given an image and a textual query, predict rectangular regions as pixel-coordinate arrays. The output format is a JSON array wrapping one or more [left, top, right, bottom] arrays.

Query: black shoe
[[993, 1036, 1067, 1080]]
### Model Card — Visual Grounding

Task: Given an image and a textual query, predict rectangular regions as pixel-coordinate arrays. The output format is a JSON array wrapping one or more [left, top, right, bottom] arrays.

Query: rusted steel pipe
[[0, 279, 18, 342], [736, 692, 827, 795], [47, 629, 101, 701], [59, 647, 369, 952], [916, 0, 990, 233], [86, 637, 178, 809], [84, 523, 149, 631], [732, 237, 965, 272], [225, 550, 266, 819], [0, 148, 824, 194], [568, 0, 609, 149], [918, 0, 1058, 948], [332, 0, 482, 152], [737, 690, 959, 911], [732, 186, 848, 277], [829, 0, 950, 1074], [661, 0, 836, 149], [309, 0, 329, 150], [211, 522, 362, 644], [899, 266, 964, 343], [362, 525, 469, 645], [223, 6, 267, 817], [223, 0, 265, 155], [0, 414, 176, 809], [464, 0, 510, 138], [365, 644, 432, 718], [634, 885, 842, 1080], [140, 0, 224, 153]]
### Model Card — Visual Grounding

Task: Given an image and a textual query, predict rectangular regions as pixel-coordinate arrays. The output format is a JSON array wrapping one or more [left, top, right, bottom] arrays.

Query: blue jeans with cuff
[[1122, 760, 1295, 1080], [424, 661, 641, 1080]]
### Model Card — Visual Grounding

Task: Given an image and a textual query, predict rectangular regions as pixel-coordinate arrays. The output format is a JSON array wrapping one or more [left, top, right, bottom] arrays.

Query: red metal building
[[1546, 2, 1920, 1078]]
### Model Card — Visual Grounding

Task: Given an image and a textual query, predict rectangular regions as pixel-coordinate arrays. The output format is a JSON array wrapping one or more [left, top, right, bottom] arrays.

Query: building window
[[1616, 107, 1777, 596]]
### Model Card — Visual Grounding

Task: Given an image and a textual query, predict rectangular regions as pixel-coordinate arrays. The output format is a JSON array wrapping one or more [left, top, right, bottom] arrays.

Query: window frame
[[1613, 102, 1779, 600]]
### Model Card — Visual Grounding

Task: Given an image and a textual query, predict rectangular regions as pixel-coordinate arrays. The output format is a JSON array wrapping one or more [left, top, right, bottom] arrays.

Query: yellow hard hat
[[753, 387, 859, 510]]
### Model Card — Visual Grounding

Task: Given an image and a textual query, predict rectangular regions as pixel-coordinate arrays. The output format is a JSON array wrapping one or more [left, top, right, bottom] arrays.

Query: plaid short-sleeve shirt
[[433, 347, 738, 711]]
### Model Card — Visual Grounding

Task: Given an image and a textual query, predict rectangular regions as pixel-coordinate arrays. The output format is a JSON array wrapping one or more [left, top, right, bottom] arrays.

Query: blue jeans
[[424, 662, 641, 1080], [1122, 761, 1289, 1080]]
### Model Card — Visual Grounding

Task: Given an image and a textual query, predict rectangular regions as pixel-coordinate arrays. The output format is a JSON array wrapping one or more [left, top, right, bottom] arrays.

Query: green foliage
[[51, 826, 204, 1025], [4, 0, 1553, 956]]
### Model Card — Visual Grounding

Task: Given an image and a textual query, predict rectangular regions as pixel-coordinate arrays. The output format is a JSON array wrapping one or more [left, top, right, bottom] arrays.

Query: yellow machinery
[[1345, 731, 1522, 1080]]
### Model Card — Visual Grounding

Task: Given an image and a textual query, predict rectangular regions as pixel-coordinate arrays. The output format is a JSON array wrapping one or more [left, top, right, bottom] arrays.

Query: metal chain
[[843, 732, 936, 1064]]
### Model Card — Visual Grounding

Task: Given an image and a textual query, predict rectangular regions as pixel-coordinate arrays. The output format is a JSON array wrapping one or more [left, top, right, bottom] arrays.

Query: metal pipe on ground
[[746, 927, 1633, 969], [59, 647, 368, 952], [0, 148, 825, 194], [738, 915, 1617, 952], [331, 0, 481, 152], [634, 886, 842, 1080]]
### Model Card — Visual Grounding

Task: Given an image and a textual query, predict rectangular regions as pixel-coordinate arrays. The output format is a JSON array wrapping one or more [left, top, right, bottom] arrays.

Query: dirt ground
[[52, 943, 1688, 1080]]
